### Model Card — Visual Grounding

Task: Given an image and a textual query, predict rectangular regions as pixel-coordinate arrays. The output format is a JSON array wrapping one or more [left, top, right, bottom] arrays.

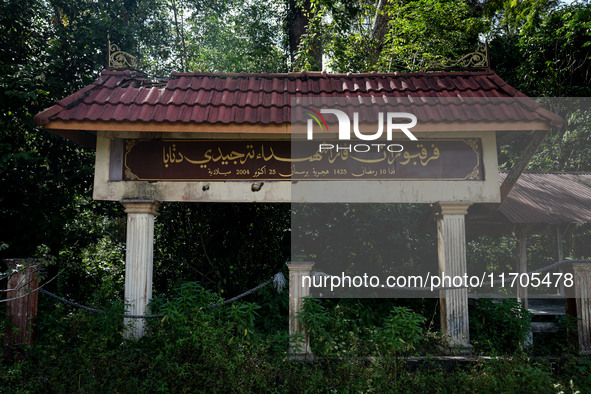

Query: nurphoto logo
[[306, 108, 418, 153]]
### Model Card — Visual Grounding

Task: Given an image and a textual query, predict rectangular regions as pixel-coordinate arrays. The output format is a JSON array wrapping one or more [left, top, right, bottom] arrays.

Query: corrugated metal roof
[[499, 172, 591, 224], [34, 69, 562, 127]]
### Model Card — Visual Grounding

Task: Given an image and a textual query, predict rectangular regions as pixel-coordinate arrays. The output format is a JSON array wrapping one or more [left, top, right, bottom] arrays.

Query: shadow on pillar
[[287, 261, 314, 361], [436, 202, 472, 353], [121, 199, 160, 339], [570, 262, 591, 355]]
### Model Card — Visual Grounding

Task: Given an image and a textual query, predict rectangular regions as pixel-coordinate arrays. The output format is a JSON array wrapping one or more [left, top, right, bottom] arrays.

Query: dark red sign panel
[[122, 139, 483, 181]]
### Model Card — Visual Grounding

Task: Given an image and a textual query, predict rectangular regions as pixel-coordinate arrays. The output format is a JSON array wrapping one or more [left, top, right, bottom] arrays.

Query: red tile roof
[[34, 69, 562, 128]]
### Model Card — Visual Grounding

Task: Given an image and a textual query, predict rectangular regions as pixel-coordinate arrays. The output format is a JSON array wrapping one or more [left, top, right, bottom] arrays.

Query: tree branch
[[1, 271, 61, 304]]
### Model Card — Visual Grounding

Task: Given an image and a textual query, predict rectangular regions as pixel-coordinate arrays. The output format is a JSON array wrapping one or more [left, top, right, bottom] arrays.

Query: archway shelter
[[34, 69, 561, 348]]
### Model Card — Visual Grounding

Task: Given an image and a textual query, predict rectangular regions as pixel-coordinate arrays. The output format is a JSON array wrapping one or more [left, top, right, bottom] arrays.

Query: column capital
[[3, 257, 42, 270], [573, 262, 591, 273], [121, 199, 161, 215], [287, 261, 315, 272], [436, 202, 473, 216]]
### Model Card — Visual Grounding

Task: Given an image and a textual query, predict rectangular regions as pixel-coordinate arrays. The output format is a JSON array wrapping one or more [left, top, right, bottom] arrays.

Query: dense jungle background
[[2, 0, 591, 391]]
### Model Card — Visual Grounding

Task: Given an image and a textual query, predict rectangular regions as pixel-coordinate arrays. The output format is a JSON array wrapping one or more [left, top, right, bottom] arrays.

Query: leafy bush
[[2, 287, 591, 392], [299, 299, 429, 359], [470, 298, 532, 355], [532, 314, 580, 356], [299, 297, 379, 357], [379, 306, 425, 356]]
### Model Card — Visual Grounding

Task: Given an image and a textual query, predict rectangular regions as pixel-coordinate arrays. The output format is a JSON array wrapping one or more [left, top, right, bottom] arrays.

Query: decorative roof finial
[[108, 35, 139, 69], [427, 42, 489, 70]]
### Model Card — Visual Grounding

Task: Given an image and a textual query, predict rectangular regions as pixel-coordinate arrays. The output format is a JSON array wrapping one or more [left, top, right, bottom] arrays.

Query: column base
[[454, 343, 473, 356], [441, 342, 473, 356], [289, 353, 315, 363]]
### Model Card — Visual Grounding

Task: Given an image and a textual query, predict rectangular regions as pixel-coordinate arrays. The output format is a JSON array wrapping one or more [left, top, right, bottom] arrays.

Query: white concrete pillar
[[437, 202, 472, 350], [573, 262, 591, 354], [287, 261, 314, 359], [516, 231, 528, 309], [557, 225, 566, 297], [121, 199, 160, 338]]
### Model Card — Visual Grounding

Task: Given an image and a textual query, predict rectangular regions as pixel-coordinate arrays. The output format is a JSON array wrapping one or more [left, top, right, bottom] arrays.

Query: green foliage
[[2, 1, 591, 391], [299, 298, 433, 358], [150, 281, 261, 345], [300, 297, 380, 357], [292, 204, 436, 297], [524, 99, 591, 172], [299, 297, 330, 334], [377, 0, 487, 72], [2, 296, 589, 392], [517, 2, 591, 97], [183, 0, 288, 73], [468, 235, 517, 289], [154, 203, 290, 296], [379, 306, 425, 356], [484, 0, 560, 35], [0, 0, 171, 258], [492, 4, 591, 174], [298, 0, 488, 72], [532, 314, 580, 356], [470, 298, 532, 355]]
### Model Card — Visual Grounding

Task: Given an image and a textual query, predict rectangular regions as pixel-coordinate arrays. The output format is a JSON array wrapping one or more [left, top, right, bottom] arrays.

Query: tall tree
[[0, 0, 173, 258], [183, 0, 288, 73], [294, 0, 488, 72], [491, 2, 591, 172]]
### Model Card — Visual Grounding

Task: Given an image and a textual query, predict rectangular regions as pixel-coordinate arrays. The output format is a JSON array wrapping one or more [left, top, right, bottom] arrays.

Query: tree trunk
[[369, 0, 391, 60], [287, 0, 322, 71]]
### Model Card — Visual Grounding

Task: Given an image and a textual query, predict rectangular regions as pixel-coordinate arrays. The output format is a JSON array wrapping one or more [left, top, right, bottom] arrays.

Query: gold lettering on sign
[[463, 139, 481, 180], [123, 139, 482, 181], [160, 142, 443, 168]]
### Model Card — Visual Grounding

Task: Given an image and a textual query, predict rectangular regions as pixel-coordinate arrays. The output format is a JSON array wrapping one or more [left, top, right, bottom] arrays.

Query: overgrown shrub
[[532, 314, 579, 356], [299, 298, 430, 359], [299, 297, 380, 357], [379, 306, 425, 356], [2, 288, 591, 392], [470, 298, 531, 354], [3, 283, 591, 392]]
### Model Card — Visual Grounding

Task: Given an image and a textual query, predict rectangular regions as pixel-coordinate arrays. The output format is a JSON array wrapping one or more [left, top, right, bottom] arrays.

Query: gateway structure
[[35, 68, 561, 349]]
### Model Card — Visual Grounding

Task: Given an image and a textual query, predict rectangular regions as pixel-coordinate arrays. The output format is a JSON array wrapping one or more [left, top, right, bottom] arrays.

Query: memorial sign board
[[122, 138, 483, 182]]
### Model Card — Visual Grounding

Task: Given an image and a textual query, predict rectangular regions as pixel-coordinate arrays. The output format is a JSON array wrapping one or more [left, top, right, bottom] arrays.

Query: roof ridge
[[81, 96, 525, 108], [162, 85, 498, 94], [168, 70, 496, 79]]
